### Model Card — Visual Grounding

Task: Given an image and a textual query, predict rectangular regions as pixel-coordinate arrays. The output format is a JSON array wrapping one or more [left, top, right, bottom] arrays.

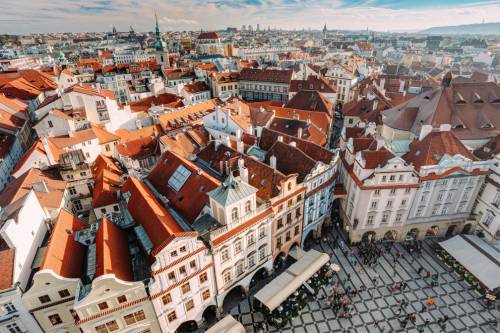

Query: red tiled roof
[[240, 68, 293, 84], [117, 136, 158, 159], [0, 247, 14, 290], [95, 218, 133, 281], [183, 81, 210, 94], [40, 209, 86, 278], [403, 131, 476, 171], [197, 31, 220, 40], [289, 76, 336, 94], [92, 155, 123, 208], [66, 84, 115, 100], [147, 151, 221, 224], [129, 93, 183, 112], [121, 177, 189, 254], [285, 90, 333, 116]]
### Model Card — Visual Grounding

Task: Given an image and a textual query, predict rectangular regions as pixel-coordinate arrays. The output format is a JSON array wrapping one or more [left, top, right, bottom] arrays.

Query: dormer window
[[454, 124, 465, 129], [231, 207, 239, 222], [245, 200, 251, 214], [482, 123, 493, 129]]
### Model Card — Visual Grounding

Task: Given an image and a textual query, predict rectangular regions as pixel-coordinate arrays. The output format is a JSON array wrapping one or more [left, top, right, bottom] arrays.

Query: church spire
[[154, 11, 164, 52]]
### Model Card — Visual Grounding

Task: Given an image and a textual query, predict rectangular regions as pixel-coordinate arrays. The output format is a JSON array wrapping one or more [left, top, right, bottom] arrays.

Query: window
[[295, 207, 301, 218], [405, 188, 411, 194], [168, 271, 176, 281], [287, 199, 293, 208], [199, 272, 208, 283], [167, 311, 177, 322], [221, 248, 230, 262], [286, 231, 291, 242], [401, 199, 407, 207], [168, 165, 191, 191], [189, 260, 196, 269], [179, 266, 187, 275], [236, 261, 244, 276], [68, 186, 77, 195], [98, 302, 109, 310], [382, 176, 386, 182], [117, 295, 127, 304], [277, 236, 282, 249], [389, 175, 395, 181], [494, 194, 500, 207], [180, 246, 186, 253], [416, 206, 424, 217], [294, 225, 300, 236], [181, 283, 191, 294], [234, 240, 242, 254], [286, 213, 292, 224], [184, 299, 195, 312], [386, 200, 393, 208], [390, 188, 396, 195], [367, 215, 375, 225], [39, 295, 51, 303], [162, 293, 172, 305], [124, 313, 136, 325], [231, 207, 239, 222], [374, 189, 380, 196], [248, 254, 255, 267], [483, 213, 494, 227], [105, 144, 111, 152], [259, 247, 266, 261], [48, 314, 62, 326], [170, 250, 178, 257], [258, 227, 265, 239], [105, 320, 119, 332], [6, 323, 22, 333], [277, 218, 283, 229], [245, 200, 251, 213], [4, 303, 16, 313], [381, 213, 389, 224], [395, 213, 402, 224], [247, 233, 255, 246], [202, 289, 211, 300], [441, 206, 448, 215], [370, 201, 378, 209], [223, 271, 231, 284]]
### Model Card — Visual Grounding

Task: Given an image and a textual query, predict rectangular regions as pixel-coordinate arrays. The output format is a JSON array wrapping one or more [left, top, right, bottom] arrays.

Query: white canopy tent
[[205, 315, 245, 333], [439, 234, 500, 292], [254, 249, 330, 311]]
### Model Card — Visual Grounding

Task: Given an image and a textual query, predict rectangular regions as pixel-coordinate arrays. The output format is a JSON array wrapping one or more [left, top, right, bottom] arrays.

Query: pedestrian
[[443, 315, 448, 323], [420, 303, 426, 313], [374, 320, 379, 327], [427, 297, 434, 306], [417, 266, 423, 274], [424, 318, 430, 326], [426, 271, 431, 279]]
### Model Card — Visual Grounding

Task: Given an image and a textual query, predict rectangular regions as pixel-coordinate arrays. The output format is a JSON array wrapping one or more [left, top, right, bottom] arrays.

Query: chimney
[[238, 158, 248, 183], [247, 124, 253, 135], [419, 124, 433, 141], [215, 140, 221, 151], [270, 155, 277, 169], [236, 128, 242, 140], [403, 90, 407, 96], [380, 78, 385, 90], [399, 80, 405, 93], [297, 127, 303, 138], [32, 180, 49, 193], [277, 135, 283, 142], [223, 135, 231, 147], [237, 140, 244, 154], [372, 100, 378, 111], [376, 138, 385, 150], [290, 141, 297, 147], [237, 105, 242, 115]]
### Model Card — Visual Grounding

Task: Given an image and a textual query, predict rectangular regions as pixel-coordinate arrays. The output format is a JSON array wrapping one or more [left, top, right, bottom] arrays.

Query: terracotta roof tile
[[40, 209, 86, 278], [95, 218, 133, 281], [147, 151, 221, 223], [129, 93, 183, 112], [0, 248, 15, 290], [240, 68, 293, 84], [285, 90, 333, 116], [403, 131, 476, 171]]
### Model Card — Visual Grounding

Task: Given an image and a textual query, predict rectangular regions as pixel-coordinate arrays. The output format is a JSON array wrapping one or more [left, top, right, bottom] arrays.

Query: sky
[[1, 0, 500, 34]]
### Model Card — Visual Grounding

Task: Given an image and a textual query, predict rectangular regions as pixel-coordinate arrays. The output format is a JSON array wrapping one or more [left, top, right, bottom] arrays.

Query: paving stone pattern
[[227, 230, 500, 333]]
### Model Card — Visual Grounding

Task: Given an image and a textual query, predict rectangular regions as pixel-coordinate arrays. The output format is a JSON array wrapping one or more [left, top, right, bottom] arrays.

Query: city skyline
[[1, 0, 500, 34]]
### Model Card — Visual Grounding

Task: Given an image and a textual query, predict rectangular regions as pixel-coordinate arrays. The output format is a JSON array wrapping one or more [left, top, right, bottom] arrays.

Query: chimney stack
[[277, 135, 283, 142], [270, 155, 277, 169], [237, 140, 244, 154], [238, 158, 249, 183], [297, 127, 303, 138]]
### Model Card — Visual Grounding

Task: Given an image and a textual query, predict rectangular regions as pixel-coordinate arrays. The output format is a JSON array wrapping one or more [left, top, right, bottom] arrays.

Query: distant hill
[[420, 22, 500, 35]]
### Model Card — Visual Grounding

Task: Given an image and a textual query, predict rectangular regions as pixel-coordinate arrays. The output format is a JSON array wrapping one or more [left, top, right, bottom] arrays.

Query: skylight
[[168, 165, 192, 191]]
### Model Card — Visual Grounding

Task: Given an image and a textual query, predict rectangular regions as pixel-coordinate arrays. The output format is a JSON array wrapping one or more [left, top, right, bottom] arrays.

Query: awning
[[439, 234, 500, 291], [254, 249, 330, 311], [205, 315, 245, 333]]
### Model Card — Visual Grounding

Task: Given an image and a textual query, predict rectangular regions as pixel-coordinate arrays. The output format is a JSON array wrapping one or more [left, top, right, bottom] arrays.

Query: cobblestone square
[[227, 231, 500, 332]]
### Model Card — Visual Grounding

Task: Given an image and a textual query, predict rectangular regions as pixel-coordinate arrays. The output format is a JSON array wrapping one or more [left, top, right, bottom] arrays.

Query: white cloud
[[0, 0, 499, 33]]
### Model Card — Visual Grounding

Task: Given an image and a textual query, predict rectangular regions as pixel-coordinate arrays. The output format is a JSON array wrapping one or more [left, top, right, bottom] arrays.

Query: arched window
[[288, 182, 292, 191], [231, 207, 238, 222], [245, 200, 251, 213]]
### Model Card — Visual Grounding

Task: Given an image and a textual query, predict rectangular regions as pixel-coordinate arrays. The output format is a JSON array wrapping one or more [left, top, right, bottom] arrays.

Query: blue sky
[[0, 0, 499, 33]]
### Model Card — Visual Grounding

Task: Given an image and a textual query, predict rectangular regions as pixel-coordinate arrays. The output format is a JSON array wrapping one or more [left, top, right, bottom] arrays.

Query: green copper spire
[[154, 12, 164, 52]]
